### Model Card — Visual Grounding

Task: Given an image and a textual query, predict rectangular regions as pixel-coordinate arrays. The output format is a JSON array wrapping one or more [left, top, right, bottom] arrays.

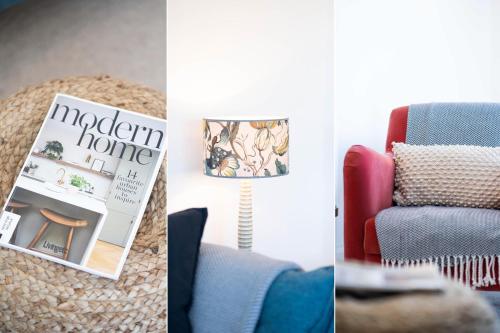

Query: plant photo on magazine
[[0, 94, 167, 279]]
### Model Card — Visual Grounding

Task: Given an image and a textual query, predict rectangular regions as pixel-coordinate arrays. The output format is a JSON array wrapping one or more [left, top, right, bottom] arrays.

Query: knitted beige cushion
[[393, 143, 500, 208], [0, 76, 166, 332]]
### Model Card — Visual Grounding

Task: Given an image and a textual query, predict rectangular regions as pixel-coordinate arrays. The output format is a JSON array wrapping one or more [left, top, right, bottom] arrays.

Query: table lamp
[[203, 117, 289, 250]]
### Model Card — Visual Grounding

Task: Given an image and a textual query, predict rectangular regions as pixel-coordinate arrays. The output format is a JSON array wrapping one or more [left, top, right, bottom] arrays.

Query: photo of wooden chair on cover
[[28, 208, 88, 260], [6, 201, 30, 214]]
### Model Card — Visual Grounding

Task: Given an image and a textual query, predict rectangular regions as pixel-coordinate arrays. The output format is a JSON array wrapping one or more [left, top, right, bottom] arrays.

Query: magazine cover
[[0, 94, 167, 279]]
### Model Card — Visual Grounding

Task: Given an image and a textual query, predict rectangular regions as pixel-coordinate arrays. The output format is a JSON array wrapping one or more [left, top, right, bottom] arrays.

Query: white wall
[[493, 0, 500, 98], [167, 0, 334, 269], [335, 0, 497, 258]]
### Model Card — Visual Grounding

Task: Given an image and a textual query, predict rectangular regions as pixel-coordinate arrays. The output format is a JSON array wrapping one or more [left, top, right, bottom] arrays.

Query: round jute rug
[[0, 76, 167, 332]]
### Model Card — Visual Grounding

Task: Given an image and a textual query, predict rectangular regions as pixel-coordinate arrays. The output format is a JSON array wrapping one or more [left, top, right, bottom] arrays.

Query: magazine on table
[[0, 94, 167, 279], [336, 261, 446, 298]]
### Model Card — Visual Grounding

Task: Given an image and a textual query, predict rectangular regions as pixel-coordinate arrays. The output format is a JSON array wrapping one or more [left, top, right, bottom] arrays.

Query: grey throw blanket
[[376, 103, 500, 288], [376, 206, 500, 288], [406, 103, 500, 146], [189, 243, 300, 333]]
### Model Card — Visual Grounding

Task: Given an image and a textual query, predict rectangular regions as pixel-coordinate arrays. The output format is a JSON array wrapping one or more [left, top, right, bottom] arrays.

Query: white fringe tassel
[[381, 255, 499, 289]]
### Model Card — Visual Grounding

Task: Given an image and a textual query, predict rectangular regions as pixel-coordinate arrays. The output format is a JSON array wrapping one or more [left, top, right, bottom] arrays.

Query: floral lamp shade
[[203, 117, 289, 178]]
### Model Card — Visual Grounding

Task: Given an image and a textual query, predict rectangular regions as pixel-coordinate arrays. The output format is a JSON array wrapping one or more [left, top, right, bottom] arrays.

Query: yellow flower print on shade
[[255, 128, 273, 151], [203, 119, 210, 140], [203, 118, 288, 178], [218, 155, 239, 177], [206, 146, 240, 177], [273, 131, 288, 156], [249, 121, 278, 129]]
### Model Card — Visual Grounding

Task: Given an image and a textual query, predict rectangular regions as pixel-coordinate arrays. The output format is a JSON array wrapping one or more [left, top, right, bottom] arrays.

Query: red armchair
[[343, 106, 407, 263], [343, 105, 499, 290]]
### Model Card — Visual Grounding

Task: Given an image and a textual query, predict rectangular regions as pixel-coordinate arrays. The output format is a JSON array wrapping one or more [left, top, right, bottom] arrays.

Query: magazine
[[336, 261, 446, 298], [0, 94, 167, 279]]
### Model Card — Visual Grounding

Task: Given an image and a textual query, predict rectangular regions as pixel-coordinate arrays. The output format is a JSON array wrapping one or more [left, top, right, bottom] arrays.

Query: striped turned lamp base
[[238, 179, 253, 251]]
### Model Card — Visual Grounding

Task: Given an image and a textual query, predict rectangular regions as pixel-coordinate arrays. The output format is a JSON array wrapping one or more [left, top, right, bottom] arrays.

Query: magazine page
[[0, 94, 167, 279], [336, 262, 446, 293]]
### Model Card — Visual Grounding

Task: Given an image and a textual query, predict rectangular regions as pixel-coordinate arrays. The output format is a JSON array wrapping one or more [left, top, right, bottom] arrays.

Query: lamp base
[[238, 179, 252, 251]]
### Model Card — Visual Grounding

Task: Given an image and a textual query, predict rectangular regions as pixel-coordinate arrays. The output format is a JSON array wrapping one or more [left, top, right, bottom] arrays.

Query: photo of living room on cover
[[1, 94, 164, 277]]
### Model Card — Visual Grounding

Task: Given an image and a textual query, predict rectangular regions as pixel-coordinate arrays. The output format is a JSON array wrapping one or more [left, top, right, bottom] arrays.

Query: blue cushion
[[255, 266, 334, 333], [168, 208, 208, 333]]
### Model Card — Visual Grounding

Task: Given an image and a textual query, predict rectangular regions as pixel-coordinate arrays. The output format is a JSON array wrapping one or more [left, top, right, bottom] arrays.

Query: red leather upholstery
[[343, 105, 500, 290], [343, 106, 407, 260], [343, 146, 394, 260], [385, 106, 408, 152], [363, 217, 380, 255]]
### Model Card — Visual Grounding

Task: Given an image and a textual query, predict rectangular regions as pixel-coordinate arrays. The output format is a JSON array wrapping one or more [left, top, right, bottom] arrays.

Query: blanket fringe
[[381, 255, 499, 289]]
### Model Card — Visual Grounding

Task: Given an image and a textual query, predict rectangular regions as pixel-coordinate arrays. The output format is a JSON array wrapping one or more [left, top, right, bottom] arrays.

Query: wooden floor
[[86, 240, 125, 275]]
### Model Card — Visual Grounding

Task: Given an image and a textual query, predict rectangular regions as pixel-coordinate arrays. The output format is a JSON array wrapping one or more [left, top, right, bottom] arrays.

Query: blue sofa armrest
[[189, 243, 299, 333], [189, 243, 334, 333], [256, 267, 334, 333]]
